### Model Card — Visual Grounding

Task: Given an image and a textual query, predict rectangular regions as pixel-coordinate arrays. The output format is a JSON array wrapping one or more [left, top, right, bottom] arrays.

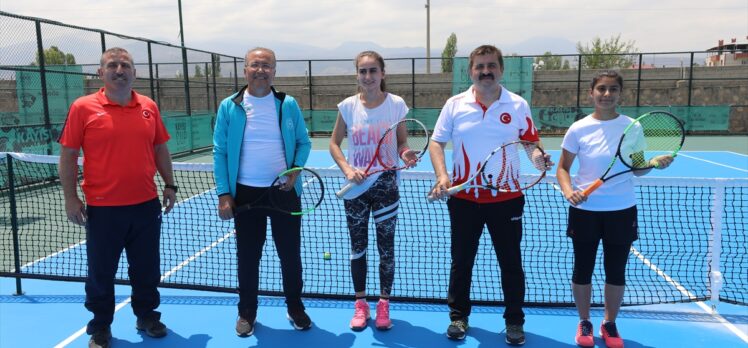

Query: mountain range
[[193, 36, 581, 60]]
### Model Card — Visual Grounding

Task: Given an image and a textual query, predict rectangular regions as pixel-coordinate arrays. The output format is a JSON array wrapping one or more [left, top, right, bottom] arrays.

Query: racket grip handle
[[581, 180, 603, 197], [445, 185, 462, 196], [428, 185, 462, 202], [336, 181, 355, 198]]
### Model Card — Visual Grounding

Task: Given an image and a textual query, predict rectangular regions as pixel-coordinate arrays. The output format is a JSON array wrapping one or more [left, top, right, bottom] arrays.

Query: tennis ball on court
[[323, 252, 331, 260]]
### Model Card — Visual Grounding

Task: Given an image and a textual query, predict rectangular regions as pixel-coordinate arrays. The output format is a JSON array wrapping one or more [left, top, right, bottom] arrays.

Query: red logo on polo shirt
[[142, 110, 152, 119], [500, 112, 511, 124]]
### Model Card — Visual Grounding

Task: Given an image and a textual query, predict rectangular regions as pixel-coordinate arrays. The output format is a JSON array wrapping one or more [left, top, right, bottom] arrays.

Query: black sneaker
[[136, 317, 168, 338], [88, 328, 112, 348], [236, 316, 256, 337], [505, 324, 526, 346], [287, 309, 312, 330], [446, 318, 468, 340]]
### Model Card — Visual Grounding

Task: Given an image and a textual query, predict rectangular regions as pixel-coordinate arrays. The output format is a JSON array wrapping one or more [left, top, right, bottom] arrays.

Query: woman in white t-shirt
[[329, 51, 413, 331], [556, 71, 673, 348]]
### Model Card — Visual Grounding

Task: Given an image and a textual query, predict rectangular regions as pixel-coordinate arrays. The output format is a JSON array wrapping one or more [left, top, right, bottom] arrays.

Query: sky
[[1, 0, 747, 59]]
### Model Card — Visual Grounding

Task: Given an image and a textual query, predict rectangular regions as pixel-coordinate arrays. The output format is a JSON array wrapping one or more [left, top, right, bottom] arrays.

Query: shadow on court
[[251, 322, 356, 347]]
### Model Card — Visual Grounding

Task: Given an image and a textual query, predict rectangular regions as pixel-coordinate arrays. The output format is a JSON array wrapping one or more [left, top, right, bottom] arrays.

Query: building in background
[[706, 37, 748, 66]]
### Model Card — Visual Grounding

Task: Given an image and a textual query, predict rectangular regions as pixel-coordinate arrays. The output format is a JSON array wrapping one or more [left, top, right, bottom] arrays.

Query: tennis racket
[[581, 110, 684, 197], [427, 140, 550, 202], [233, 167, 325, 216], [336, 118, 429, 198]]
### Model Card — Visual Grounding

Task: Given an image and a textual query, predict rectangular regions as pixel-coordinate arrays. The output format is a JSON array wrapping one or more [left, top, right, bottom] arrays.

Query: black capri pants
[[567, 205, 638, 286]]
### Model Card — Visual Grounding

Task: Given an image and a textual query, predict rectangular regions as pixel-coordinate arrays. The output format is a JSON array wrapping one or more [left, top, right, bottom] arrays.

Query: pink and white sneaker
[[600, 321, 624, 348], [349, 299, 370, 331], [375, 299, 392, 330]]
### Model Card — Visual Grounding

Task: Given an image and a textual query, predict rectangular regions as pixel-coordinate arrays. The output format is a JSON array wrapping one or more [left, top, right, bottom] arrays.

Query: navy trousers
[[84, 198, 162, 334]]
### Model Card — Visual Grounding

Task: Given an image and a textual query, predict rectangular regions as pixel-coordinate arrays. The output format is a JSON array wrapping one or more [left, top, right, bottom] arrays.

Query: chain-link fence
[[1, 11, 746, 155]]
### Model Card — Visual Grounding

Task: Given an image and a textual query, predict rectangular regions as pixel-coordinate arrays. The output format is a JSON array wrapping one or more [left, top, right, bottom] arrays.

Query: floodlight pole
[[178, 0, 191, 114], [178, 0, 186, 48], [425, 0, 431, 74]]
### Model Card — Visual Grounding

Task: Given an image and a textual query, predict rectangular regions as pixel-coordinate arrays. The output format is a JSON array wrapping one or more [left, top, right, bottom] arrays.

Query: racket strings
[[622, 113, 684, 168], [482, 142, 546, 191], [377, 119, 430, 170], [297, 170, 324, 212], [376, 130, 399, 168], [269, 168, 325, 214], [482, 147, 521, 190], [402, 120, 430, 162]]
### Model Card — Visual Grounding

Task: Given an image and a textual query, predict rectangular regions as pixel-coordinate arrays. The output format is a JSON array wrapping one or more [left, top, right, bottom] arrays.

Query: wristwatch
[[164, 184, 178, 193]]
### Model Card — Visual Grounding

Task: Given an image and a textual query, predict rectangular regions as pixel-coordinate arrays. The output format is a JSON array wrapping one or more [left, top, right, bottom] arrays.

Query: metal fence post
[[233, 57, 239, 91], [34, 20, 52, 155], [181, 47, 191, 115], [576, 54, 583, 108], [7, 154, 24, 295], [411, 58, 416, 108], [636, 53, 643, 107], [154, 63, 161, 109], [205, 62, 210, 111], [147, 42, 155, 100], [307, 60, 313, 110], [211, 54, 219, 112], [688, 52, 695, 107]]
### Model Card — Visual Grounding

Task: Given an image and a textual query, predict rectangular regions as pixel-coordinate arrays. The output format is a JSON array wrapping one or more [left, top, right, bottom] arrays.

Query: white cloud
[[2, 0, 746, 56]]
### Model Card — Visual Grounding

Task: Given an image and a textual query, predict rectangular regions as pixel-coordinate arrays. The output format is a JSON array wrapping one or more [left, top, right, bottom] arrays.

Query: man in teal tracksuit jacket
[[213, 47, 312, 336], [213, 86, 311, 198]]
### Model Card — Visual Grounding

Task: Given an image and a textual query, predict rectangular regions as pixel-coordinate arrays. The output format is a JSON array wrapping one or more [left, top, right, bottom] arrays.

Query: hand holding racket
[[232, 167, 325, 216], [581, 110, 684, 197], [428, 140, 552, 202], [336, 118, 429, 198]]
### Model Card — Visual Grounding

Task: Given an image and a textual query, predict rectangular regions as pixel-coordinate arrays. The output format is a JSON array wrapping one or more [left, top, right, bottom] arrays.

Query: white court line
[[631, 247, 748, 343], [678, 153, 748, 173], [20, 188, 217, 272], [11, 240, 86, 272], [54, 230, 235, 348], [724, 151, 748, 158]]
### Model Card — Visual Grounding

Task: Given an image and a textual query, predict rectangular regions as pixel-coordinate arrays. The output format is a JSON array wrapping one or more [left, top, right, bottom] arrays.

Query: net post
[[709, 181, 725, 310], [7, 154, 25, 295]]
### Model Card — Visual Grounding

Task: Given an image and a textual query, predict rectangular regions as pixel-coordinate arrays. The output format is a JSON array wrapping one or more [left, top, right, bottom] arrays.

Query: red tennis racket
[[336, 118, 429, 198]]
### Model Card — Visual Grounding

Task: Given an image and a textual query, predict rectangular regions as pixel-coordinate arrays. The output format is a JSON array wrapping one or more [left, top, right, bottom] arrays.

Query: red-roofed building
[[706, 37, 748, 66]]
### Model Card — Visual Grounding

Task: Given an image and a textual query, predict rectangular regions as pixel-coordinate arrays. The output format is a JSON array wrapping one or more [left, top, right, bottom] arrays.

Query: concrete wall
[[1, 65, 746, 132]]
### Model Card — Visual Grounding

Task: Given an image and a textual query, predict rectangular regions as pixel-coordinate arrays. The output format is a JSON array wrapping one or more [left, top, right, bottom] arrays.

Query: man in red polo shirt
[[58, 47, 176, 348]]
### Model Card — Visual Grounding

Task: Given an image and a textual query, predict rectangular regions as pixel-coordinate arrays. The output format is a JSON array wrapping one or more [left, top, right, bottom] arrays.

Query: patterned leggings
[[343, 171, 399, 296]]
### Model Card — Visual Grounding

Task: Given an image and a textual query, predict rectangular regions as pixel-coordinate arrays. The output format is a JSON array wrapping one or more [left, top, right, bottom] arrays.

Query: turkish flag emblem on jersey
[[500, 112, 512, 124]]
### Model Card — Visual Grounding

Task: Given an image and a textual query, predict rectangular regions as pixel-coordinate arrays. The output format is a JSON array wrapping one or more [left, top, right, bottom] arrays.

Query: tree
[[576, 34, 638, 69], [33, 46, 76, 66], [441, 33, 457, 73], [194, 65, 203, 78], [534, 51, 571, 70]]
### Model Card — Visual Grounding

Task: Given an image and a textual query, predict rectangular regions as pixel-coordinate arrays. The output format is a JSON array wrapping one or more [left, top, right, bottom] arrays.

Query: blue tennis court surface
[[1, 150, 746, 347], [308, 149, 748, 178]]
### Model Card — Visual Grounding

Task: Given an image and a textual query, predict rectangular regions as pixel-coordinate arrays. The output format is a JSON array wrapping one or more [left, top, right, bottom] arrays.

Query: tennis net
[[1, 152, 746, 306]]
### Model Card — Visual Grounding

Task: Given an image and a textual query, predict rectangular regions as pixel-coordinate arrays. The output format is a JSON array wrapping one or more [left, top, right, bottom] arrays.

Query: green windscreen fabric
[[532, 106, 730, 132]]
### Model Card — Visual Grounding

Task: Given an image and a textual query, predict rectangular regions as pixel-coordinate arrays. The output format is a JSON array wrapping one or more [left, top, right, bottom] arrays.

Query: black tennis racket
[[233, 167, 324, 216], [428, 140, 550, 202], [582, 110, 684, 196], [336, 118, 429, 198]]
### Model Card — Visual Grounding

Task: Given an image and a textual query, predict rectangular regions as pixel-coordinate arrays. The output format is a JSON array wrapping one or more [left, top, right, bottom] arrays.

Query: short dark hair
[[590, 70, 624, 89], [100, 47, 133, 66], [469, 45, 504, 70]]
